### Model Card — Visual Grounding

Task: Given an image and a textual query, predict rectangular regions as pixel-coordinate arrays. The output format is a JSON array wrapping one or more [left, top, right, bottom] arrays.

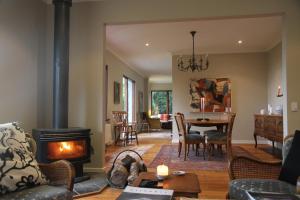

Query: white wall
[[0, 0, 46, 131], [172, 53, 268, 142], [267, 43, 283, 113], [105, 50, 146, 120]]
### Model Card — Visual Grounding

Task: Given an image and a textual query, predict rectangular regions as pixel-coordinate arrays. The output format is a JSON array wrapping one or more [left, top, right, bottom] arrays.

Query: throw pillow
[[0, 122, 48, 195], [279, 130, 300, 185]]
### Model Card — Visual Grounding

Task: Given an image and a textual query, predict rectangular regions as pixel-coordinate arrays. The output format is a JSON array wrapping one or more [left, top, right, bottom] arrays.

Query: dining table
[[184, 118, 229, 133]]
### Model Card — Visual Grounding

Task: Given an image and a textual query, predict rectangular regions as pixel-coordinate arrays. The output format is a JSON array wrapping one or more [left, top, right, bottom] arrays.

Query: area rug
[[138, 131, 172, 139], [105, 144, 154, 168], [149, 145, 253, 171], [73, 172, 107, 198]]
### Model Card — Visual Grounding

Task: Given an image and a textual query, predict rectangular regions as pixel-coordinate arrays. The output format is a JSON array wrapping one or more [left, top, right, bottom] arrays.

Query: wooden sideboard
[[254, 114, 283, 148]]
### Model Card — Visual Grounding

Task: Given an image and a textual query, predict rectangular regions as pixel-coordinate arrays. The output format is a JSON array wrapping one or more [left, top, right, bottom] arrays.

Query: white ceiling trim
[[106, 48, 147, 78]]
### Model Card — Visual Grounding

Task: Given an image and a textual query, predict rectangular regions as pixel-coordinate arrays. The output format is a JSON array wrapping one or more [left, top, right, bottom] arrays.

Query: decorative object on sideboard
[[177, 31, 209, 72], [277, 85, 283, 97], [260, 109, 265, 115], [267, 104, 273, 115], [275, 105, 283, 115]]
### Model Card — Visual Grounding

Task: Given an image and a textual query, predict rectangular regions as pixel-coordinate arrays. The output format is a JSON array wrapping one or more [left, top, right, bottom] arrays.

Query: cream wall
[[172, 53, 268, 142], [36, 0, 300, 170], [0, 0, 46, 131], [267, 43, 283, 112], [105, 50, 146, 120]]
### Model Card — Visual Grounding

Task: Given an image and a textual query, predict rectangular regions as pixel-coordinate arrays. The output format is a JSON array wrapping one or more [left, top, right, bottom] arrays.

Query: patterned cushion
[[207, 133, 227, 141], [229, 179, 296, 200], [185, 134, 205, 142], [0, 185, 73, 200], [0, 122, 48, 195], [204, 129, 220, 135], [189, 130, 201, 135]]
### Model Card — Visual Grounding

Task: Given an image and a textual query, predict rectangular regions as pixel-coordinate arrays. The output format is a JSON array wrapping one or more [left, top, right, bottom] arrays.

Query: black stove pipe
[[52, 0, 72, 129]]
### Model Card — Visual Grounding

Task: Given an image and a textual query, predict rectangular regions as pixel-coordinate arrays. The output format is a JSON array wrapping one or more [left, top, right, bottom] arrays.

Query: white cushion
[[0, 122, 48, 195]]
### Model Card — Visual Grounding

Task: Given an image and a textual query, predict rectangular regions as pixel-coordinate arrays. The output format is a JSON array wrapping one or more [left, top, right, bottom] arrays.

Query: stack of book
[[117, 186, 174, 200]]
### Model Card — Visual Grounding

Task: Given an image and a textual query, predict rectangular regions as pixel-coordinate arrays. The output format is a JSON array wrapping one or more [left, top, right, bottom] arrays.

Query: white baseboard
[[172, 138, 268, 144], [83, 167, 105, 173], [232, 140, 268, 144]]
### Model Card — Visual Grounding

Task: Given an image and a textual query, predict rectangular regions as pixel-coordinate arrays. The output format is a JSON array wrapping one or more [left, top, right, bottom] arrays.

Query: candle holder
[[156, 164, 169, 181]]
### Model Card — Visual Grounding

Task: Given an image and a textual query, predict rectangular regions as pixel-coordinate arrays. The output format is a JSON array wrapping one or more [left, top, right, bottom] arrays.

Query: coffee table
[[133, 172, 201, 198]]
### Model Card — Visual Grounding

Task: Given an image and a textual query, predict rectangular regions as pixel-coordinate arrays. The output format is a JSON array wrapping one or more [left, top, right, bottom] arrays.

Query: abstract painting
[[190, 78, 231, 112]]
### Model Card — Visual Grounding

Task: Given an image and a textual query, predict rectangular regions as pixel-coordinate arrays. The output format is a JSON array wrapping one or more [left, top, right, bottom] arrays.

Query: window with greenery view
[[151, 90, 172, 115]]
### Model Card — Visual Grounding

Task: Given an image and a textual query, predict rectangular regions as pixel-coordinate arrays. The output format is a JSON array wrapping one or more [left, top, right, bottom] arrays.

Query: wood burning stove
[[32, 128, 91, 182], [33, 0, 92, 183]]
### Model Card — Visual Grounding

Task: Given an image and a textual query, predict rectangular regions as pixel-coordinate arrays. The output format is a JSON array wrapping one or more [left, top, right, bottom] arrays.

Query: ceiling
[[106, 16, 282, 80]]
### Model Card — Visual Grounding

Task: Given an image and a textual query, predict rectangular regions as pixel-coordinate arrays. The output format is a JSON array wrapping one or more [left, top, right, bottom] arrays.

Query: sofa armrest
[[39, 160, 75, 191], [228, 155, 282, 180]]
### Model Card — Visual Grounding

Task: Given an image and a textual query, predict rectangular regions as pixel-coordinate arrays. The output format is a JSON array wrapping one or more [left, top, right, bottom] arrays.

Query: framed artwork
[[114, 81, 120, 104], [138, 91, 143, 112], [189, 78, 231, 112]]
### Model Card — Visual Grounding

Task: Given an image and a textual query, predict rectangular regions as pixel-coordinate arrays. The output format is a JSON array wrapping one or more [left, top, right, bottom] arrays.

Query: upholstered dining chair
[[175, 113, 206, 161], [175, 112, 201, 135], [206, 113, 236, 160]]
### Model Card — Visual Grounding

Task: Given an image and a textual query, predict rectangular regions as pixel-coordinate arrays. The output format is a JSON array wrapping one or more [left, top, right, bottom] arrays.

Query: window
[[151, 90, 172, 115], [122, 76, 135, 122]]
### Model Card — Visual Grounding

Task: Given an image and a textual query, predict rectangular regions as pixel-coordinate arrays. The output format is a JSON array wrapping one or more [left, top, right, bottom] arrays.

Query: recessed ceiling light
[[145, 43, 150, 47], [238, 40, 243, 44]]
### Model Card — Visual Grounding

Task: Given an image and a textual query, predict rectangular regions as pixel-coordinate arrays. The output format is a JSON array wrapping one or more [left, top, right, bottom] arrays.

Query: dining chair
[[207, 113, 236, 160], [175, 112, 201, 151], [175, 112, 201, 135], [175, 113, 206, 161], [112, 111, 138, 146]]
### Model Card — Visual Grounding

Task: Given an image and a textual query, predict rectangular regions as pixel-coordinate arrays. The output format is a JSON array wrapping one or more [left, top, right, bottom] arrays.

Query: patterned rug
[[149, 145, 253, 171]]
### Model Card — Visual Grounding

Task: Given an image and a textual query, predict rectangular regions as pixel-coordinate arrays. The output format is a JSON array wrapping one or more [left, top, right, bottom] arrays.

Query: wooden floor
[[80, 133, 280, 200]]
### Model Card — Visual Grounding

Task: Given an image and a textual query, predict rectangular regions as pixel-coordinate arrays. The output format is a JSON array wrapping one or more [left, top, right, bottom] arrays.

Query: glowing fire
[[59, 142, 72, 152], [47, 140, 86, 160]]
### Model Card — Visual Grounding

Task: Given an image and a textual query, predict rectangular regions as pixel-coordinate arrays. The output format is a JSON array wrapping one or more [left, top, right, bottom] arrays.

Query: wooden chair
[[112, 111, 138, 146], [174, 113, 206, 161], [139, 112, 150, 133], [207, 113, 236, 160], [227, 134, 295, 199]]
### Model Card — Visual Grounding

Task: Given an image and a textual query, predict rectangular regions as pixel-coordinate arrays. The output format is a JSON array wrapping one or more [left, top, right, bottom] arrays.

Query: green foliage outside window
[[151, 90, 172, 115]]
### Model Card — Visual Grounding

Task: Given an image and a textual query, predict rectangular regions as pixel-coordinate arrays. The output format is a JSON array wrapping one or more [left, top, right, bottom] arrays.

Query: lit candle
[[277, 85, 282, 96], [200, 97, 205, 111], [157, 164, 169, 179]]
